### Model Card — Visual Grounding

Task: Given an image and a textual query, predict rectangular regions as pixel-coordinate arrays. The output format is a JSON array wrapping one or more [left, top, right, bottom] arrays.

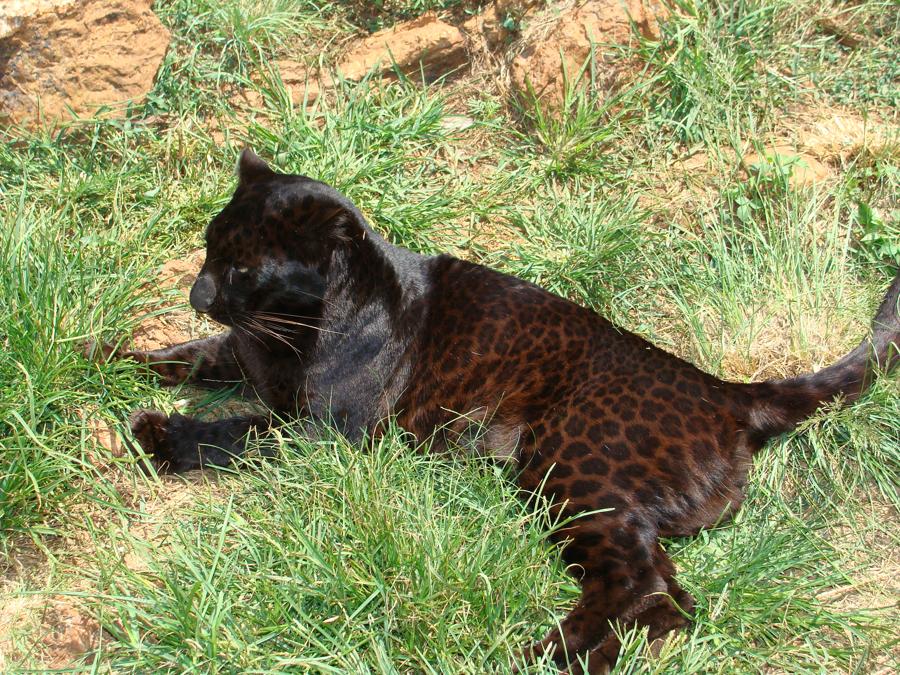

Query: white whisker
[[251, 312, 347, 336], [244, 317, 304, 359]]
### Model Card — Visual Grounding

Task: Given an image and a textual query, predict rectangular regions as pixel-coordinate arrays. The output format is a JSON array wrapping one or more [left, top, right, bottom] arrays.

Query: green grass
[[89, 428, 571, 673], [1, 0, 898, 672]]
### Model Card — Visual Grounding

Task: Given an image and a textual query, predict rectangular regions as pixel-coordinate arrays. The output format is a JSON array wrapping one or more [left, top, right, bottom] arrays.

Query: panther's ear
[[317, 205, 365, 245], [237, 148, 275, 186]]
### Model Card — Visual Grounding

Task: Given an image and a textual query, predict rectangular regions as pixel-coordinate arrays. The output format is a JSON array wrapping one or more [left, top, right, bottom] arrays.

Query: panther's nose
[[189, 274, 217, 313]]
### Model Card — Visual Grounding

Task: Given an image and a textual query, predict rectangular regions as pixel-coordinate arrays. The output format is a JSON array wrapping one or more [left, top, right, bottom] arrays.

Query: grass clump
[[93, 428, 570, 673], [0, 174, 147, 541]]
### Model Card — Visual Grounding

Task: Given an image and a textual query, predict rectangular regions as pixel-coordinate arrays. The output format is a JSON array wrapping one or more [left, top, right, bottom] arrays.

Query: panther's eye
[[228, 265, 251, 284]]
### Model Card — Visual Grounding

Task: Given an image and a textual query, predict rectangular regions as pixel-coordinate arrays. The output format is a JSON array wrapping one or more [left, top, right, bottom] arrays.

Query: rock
[[0, 0, 77, 38], [743, 145, 832, 189], [0, 0, 170, 127], [337, 12, 467, 82], [238, 14, 467, 109], [511, 0, 666, 106], [440, 114, 476, 132]]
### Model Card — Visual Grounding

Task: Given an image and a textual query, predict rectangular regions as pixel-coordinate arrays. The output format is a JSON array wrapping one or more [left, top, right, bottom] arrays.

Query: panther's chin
[[206, 308, 233, 327]]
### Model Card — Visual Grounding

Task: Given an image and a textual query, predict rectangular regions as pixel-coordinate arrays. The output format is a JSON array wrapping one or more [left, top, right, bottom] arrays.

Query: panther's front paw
[[82, 339, 119, 363], [515, 639, 610, 675], [129, 409, 175, 473]]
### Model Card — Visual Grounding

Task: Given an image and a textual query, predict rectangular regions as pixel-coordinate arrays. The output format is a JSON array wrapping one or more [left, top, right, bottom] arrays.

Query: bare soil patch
[[132, 248, 210, 351], [0, 594, 99, 670], [0, 535, 100, 671]]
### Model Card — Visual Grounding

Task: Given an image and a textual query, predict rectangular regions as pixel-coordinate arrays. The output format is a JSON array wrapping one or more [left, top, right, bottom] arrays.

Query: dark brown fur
[[89, 150, 900, 673]]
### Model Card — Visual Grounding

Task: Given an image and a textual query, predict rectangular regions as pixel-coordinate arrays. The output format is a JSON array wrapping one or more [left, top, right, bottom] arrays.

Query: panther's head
[[190, 150, 362, 328]]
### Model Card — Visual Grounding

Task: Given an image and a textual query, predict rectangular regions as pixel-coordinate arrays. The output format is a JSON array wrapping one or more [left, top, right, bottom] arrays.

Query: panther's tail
[[743, 272, 900, 443]]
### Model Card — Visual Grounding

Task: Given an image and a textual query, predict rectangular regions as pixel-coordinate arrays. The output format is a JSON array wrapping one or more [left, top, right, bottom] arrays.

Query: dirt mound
[[38, 600, 99, 669], [338, 12, 468, 82], [462, 3, 511, 51], [510, 0, 666, 106], [795, 109, 897, 164], [87, 417, 126, 458], [157, 249, 204, 290], [0, 0, 170, 127], [462, 0, 541, 50], [271, 60, 328, 104], [742, 144, 833, 189]]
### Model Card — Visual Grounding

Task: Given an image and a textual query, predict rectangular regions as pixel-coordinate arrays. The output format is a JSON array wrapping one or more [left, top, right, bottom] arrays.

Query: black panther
[[88, 150, 900, 673]]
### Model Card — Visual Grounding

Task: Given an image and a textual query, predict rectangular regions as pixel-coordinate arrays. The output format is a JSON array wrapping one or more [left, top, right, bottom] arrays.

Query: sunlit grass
[[1, 0, 897, 672]]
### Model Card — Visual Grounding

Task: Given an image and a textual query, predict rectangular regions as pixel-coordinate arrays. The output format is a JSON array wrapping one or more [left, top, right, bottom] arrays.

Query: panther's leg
[[561, 546, 694, 675], [129, 409, 270, 473], [86, 332, 243, 388], [521, 513, 683, 675]]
